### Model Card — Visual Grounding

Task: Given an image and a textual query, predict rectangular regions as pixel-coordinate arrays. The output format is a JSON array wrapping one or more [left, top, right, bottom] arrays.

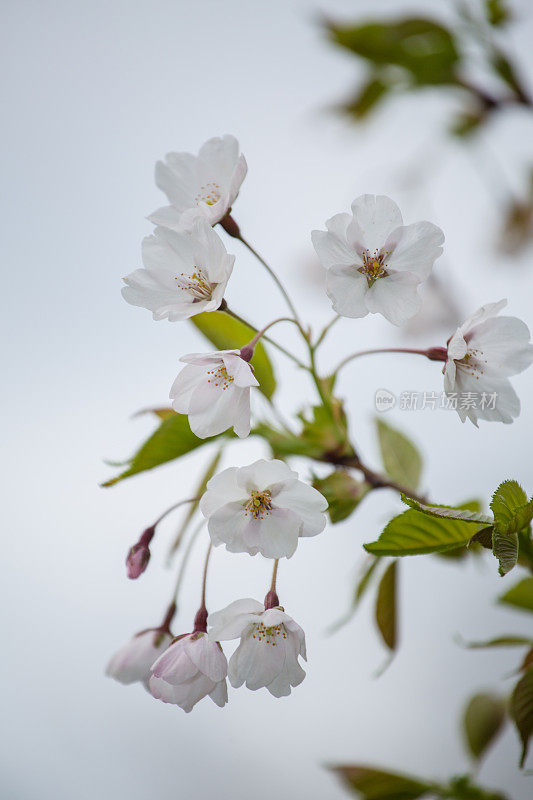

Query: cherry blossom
[[149, 632, 228, 713], [444, 299, 533, 425], [122, 219, 234, 321], [200, 458, 328, 558], [170, 350, 258, 438], [106, 630, 173, 688], [148, 135, 247, 231], [208, 599, 306, 697], [312, 194, 444, 325]]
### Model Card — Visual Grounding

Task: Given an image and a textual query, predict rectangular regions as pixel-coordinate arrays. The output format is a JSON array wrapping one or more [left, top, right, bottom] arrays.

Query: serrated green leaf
[[191, 311, 276, 399], [510, 667, 533, 767], [364, 509, 483, 556], [327, 18, 460, 85], [375, 561, 397, 651], [490, 480, 533, 535], [499, 577, 533, 613], [102, 413, 225, 487], [313, 471, 369, 523], [331, 765, 433, 800], [376, 420, 422, 492], [492, 529, 519, 576], [402, 496, 492, 525], [463, 693, 506, 761]]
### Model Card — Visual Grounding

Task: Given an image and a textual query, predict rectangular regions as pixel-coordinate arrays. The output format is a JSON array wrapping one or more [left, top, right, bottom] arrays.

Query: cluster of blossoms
[[107, 135, 533, 713]]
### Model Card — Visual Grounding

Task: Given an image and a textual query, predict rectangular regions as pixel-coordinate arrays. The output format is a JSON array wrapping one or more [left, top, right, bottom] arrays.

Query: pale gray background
[[2, 1, 533, 798]]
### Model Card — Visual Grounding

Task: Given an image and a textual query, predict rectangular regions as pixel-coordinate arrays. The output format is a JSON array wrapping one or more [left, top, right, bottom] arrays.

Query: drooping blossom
[[200, 458, 328, 558], [122, 219, 234, 321], [311, 194, 444, 325], [208, 599, 306, 698], [149, 632, 228, 713], [148, 135, 247, 231], [170, 350, 258, 439], [106, 630, 173, 688], [443, 299, 533, 425]]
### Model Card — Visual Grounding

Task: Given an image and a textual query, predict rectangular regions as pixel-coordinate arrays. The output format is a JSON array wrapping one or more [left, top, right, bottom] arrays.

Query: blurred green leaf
[[485, 0, 511, 27], [167, 447, 223, 557], [365, 507, 484, 556], [491, 52, 523, 95], [510, 667, 533, 767], [313, 470, 369, 523], [490, 480, 533, 535], [327, 556, 382, 634], [331, 765, 433, 800], [520, 648, 533, 673], [376, 419, 422, 492], [343, 75, 390, 119], [191, 311, 276, 399], [102, 412, 225, 487], [375, 560, 397, 651], [451, 111, 486, 138], [463, 693, 506, 761], [327, 18, 460, 85], [462, 635, 533, 649], [499, 577, 533, 613], [444, 775, 508, 800]]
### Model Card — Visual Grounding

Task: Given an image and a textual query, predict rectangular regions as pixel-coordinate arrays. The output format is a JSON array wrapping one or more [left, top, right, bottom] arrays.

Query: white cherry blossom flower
[[170, 350, 258, 439], [149, 632, 228, 713], [311, 194, 444, 325], [122, 219, 234, 321], [200, 458, 328, 558], [208, 599, 306, 698], [444, 299, 533, 425], [148, 135, 247, 231], [106, 630, 173, 688]]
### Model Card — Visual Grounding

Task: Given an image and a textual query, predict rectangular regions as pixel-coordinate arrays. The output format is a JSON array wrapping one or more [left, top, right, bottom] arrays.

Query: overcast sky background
[[2, 1, 533, 798]]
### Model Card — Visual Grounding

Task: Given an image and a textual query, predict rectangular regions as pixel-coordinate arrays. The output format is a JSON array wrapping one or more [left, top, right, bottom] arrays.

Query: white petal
[[468, 316, 533, 376], [348, 195, 403, 253], [155, 151, 198, 211], [447, 329, 468, 361], [207, 598, 263, 641], [256, 508, 302, 559], [222, 353, 259, 388], [169, 365, 203, 413], [365, 272, 421, 326], [385, 220, 444, 280], [325, 266, 368, 318], [200, 467, 245, 518], [147, 204, 184, 231], [150, 637, 197, 682], [106, 631, 172, 685], [311, 213, 356, 269], [236, 459, 297, 493], [274, 480, 328, 537], [229, 635, 285, 691], [208, 679, 228, 708], [459, 299, 507, 335]]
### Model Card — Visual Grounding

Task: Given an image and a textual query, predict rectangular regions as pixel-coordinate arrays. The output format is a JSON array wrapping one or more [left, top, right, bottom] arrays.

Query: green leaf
[[376, 419, 422, 492], [327, 18, 460, 85], [327, 556, 382, 634], [490, 480, 533, 535], [343, 75, 390, 119], [499, 577, 533, 613], [510, 667, 533, 767], [485, 0, 511, 27], [312, 471, 369, 523], [462, 636, 533, 649], [444, 775, 508, 800], [364, 508, 484, 557], [102, 412, 224, 487], [402, 496, 492, 525], [167, 447, 223, 557], [191, 311, 276, 399], [331, 765, 433, 800], [375, 560, 397, 651], [492, 529, 519, 576], [463, 693, 506, 761]]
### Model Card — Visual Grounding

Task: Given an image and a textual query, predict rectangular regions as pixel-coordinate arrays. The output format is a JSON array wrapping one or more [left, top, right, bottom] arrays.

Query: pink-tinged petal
[[365, 272, 421, 326], [325, 266, 368, 318], [150, 637, 197, 682], [183, 635, 228, 682], [385, 221, 444, 280], [348, 195, 403, 253], [207, 598, 263, 641], [468, 316, 533, 376], [208, 679, 229, 708], [274, 481, 328, 537], [106, 631, 172, 685]]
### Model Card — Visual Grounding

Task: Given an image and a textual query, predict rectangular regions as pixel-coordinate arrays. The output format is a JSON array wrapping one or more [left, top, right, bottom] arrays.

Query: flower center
[[194, 182, 222, 206], [251, 622, 287, 646], [457, 348, 487, 378], [243, 489, 273, 520], [175, 268, 214, 301], [358, 249, 389, 286], [206, 365, 234, 390]]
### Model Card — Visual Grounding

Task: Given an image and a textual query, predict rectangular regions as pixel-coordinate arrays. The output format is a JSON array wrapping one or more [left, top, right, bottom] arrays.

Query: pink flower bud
[[125, 527, 154, 579]]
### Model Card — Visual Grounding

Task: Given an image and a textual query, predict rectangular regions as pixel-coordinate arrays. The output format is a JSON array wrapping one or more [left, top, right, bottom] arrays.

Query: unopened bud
[[264, 589, 280, 610], [219, 212, 241, 238], [193, 606, 208, 633], [125, 526, 155, 579]]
